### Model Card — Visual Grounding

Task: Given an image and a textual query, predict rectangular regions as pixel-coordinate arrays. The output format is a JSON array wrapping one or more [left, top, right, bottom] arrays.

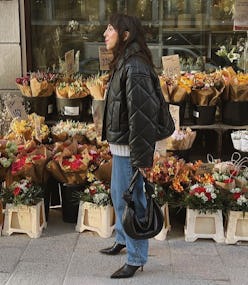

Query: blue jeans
[[111, 155, 148, 266]]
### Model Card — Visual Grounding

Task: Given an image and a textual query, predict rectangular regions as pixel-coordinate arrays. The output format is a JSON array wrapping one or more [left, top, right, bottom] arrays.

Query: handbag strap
[[123, 168, 155, 205]]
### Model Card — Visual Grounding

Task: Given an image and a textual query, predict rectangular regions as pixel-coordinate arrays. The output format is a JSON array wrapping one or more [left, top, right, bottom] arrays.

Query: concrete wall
[[0, 0, 22, 91]]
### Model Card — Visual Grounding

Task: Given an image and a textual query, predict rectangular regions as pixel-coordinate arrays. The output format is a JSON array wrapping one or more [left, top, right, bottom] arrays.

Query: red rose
[[13, 187, 21, 196]]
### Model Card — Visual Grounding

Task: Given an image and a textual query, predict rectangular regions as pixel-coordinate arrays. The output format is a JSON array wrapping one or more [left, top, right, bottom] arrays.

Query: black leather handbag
[[122, 169, 164, 240]]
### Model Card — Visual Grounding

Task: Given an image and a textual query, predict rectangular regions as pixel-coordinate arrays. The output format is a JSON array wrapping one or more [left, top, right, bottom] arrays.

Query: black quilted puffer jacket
[[102, 42, 175, 168]]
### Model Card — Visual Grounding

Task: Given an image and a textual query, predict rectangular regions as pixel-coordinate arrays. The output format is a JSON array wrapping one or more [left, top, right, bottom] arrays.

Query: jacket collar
[[116, 42, 141, 70]]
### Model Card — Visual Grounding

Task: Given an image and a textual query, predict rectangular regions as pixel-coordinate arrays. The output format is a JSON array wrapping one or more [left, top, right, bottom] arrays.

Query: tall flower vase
[[225, 211, 248, 244], [154, 203, 171, 241], [2, 199, 47, 238], [184, 208, 225, 243], [75, 201, 115, 238]]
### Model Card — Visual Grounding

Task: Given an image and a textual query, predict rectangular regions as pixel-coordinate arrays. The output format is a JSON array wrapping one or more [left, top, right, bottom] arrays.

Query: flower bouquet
[[226, 186, 248, 213], [190, 71, 225, 106], [51, 120, 88, 143], [5, 113, 50, 143], [0, 178, 43, 206], [184, 182, 223, 213], [56, 75, 89, 99], [85, 73, 109, 100], [165, 127, 196, 151], [47, 139, 95, 184], [79, 176, 112, 206], [159, 73, 190, 103], [213, 171, 236, 191], [0, 140, 18, 181], [15, 75, 32, 97], [221, 67, 248, 102], [6, 143, 52, 186]]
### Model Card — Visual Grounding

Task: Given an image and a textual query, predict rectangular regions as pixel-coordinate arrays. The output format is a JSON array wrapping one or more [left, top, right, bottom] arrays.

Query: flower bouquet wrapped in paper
[[6, 143, 52, 186], [47, 139, 95, 184], [0, 140, 18, 181], [86, 73, 109, 100], [165, 127, 196, 150], [29, 72, 57, 97], [221, 67, 248, 102], [56, 75, 89, 99], [51, 120, 88, 143], [190, 71, 225, 106], [15, 76, 32, 97], [159, 73, 190, 103], [5, 113, 50, 143]]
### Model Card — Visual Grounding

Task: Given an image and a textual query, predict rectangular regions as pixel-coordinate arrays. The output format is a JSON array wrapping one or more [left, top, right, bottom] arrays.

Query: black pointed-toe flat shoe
[[99, 243, 126, 255], [110, 263, 143, 279]]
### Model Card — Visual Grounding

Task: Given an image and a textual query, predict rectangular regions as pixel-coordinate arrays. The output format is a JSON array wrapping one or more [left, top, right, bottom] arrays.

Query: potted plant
[[75, 175, 115, 238], [0, 178, 46, 238]]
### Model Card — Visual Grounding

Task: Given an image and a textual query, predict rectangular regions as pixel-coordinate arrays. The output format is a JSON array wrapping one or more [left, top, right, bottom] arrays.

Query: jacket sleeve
[[125, 66, 160, 168]]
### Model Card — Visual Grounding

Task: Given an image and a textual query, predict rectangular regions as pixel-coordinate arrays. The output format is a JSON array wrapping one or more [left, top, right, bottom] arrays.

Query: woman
[[100, 14, 174, 279]]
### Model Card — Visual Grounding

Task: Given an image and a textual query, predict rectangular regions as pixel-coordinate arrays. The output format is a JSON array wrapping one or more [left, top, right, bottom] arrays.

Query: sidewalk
[[0, 208, 248, 285]]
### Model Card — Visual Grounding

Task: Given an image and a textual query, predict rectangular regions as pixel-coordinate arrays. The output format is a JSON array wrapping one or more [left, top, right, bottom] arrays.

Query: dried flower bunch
[[0, 178, 43, 206], [86, 73, 109, 100]]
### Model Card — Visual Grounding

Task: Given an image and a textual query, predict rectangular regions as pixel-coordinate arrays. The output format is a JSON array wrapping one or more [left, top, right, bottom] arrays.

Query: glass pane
[[126, 0, 152, 21]]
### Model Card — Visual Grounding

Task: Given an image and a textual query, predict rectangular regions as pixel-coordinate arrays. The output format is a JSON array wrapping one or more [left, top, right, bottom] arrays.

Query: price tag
[[169, 104, 180, 130], [195, 163, 214, 176], [162, 54, 181, 77], [65, 49, 75, 76], [64, 106, 79, 116], [99, 46, 113, 71], [5, 97, 27, 120]]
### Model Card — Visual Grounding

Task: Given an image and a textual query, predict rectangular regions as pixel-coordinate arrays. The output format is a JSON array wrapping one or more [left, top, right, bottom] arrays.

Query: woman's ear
[[123, 31, 130, 41]]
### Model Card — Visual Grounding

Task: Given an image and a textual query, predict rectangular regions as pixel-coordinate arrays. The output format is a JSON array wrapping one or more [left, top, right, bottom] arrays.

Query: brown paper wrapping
[[229, 84, 248, 102], [94, 160, 112, 182], [16, 83, 32, 97], [215, 180, 235, 190], [56, 85, 69, 98], [30, 78, 54, 97], [171, 86, 188, 103], [190, 87, 222, 106]]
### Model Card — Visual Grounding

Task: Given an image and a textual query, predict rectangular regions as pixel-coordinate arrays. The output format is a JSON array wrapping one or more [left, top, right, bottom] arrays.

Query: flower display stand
[[154, 203, 171, 241], [225, 211, 248, 244], [2, 199, 47, 238], [184, 208, 225, 243], [75, 201, 115, 238]]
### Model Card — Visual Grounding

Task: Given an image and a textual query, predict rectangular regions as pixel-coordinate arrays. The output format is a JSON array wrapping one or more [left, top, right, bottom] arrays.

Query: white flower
[[237, 195, 248, 206]]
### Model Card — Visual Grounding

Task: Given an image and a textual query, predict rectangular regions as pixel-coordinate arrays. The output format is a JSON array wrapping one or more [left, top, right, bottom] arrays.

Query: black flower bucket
[[193, 105, 216, 125], [60, 183, 83, 223], [22, 94, 55, 119], [56, 96, 92, 122], [222, 101, 248, 126]]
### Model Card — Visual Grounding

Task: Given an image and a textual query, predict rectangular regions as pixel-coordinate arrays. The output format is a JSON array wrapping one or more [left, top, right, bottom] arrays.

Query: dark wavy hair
[[108, 13, 154, 71]]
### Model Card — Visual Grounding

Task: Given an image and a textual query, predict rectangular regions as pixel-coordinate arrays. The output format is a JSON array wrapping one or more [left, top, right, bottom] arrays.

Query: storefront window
[[27, 0, 246, 74]]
